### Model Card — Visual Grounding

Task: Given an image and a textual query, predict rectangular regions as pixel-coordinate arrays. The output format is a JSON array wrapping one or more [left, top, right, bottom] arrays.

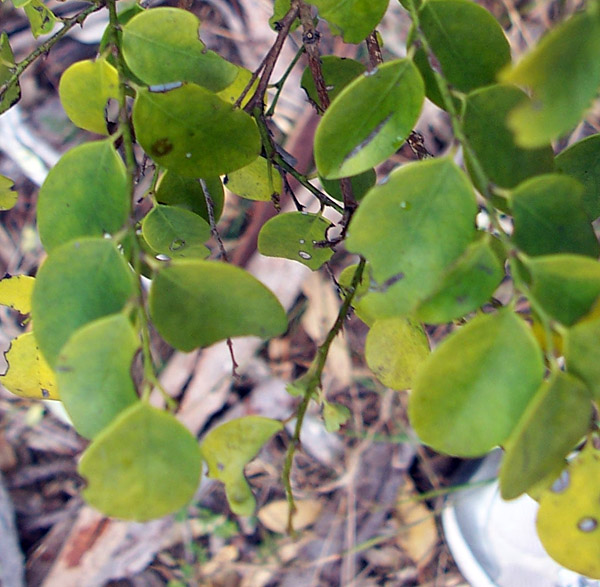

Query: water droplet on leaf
[[577, 517, 598, 532], [298, 251, 312, 260]]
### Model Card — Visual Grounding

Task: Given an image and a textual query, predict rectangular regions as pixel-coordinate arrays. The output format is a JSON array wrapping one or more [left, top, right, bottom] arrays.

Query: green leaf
[[536, 441, 600, 579], [32, 238, 136, 367], [155, 172, 224, 223], [463, 85, 554, 189], [0, 274, 35, 314], [320, 168, 376, 202], [122, 7, 236, 92], [0, 32, 21, 114], [499, 371, 591, 500], [314, 59, 424, 179], [58, 58, 119, 135], [37, 141, 129, 252], [216, 65, 259, 108], [56, 314, 140, 439], [346, 158, 477, 318], [523, 254, 600, 326], [133, 85, 261, 178], [565, 316, 600, 400], [509, 174, 599, 258], [226, 156, 282, 202], [322, 400, 350, 432], [555, 134, 600, 221], [0, 332, 58, 400], [301, 56, 366, 111], [149, 260, 288, 350], [308, 0, 388, 43], [200, 416, 283, 516], [0, 174, 17, 210], [418, 0, 511, 93], [338, 263, 375, 325], [23, 0, 56, 38], [269, 0, 300, 31], [409, 310, 544, 457], [365, 316, 430, 390], [79, 402, 202, 521], [500, 9, 600, 147], [257, 212, 333, 270], [142, 204, 211, 259], [415, 234, 505, 324]]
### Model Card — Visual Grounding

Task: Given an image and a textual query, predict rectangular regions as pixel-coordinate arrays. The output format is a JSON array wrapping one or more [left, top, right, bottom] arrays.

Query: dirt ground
[[0, 0, 597, 585]]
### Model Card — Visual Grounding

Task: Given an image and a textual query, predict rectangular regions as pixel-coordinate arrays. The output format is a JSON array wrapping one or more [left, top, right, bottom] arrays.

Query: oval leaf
[[142, 204, 211, 258], [133, 85, 261, 178], [565, 316, 600, 401], [536, 441, 600, 579], [500, 10, 600, 147], [308, 0, 388, 43], [58, 58, 119, 135], [415, 234, 505, 324], [149, 260, 288, 350], [0, 332, 58, 400], [37, 141, 129, 252], [156, 172, 224, 223], [32, 238, 136, 367], [257, 212, 333, 270], [510, 174, 599, 258], [346, 158, 477, 318], [314, 59, 424, 179], [365, 316, 430, 390], [201, 416, 283, 516], [122, 7, 237, 91], [56, 314, 140, 439], [500, 371, 591, 500], [463, 85, 554, 188], [523, 254, 600, 326], [555, 134, 600, 221], [417, 0, 511, 94], [409, 310, 544, 457], [79, 402, 202, 521], [226, 156, 282, 202], [0, 274, 35, 314]]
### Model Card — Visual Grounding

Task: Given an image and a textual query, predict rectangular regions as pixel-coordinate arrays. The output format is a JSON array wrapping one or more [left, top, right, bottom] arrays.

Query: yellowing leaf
[[0, 174, 17, 211], [258, 499, 322, 534], [0, 332, 58, 400], [0, 275, 35, 314], [226, 157, 282, 202]]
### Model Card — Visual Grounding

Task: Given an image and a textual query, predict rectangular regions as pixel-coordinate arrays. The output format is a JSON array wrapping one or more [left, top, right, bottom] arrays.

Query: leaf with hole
[[555, 134, 600, 221], [500, 10, 600, 147], [0, 275, 35, 314], [365, 316, 430, 390], [301, 56, 366, 111], [409, 310, 544, 457], [308, 0, 388, 43], [0, 33, 21, 115], [522, 254, 600, 326], [226, 157, 282, 202], [509, 175, 599, 258], [142, 204, 211, 259], [536, 441, 600, 579], [258, 212, 333, 270], [201, 416, 283, 516], [32, 238, 136, 367], [56, 314, 140, 439], [122, 7, 237, 91], [417, 0, 511, 95], [314, 59, 424, 179], [0, 332, 58, 400], [37, 141, 129, 252], [463, 85, 554, 189], [416, 234, 505, 324], [58, 58, 119, 135], [23, 0, 56, 38], [133, 85, 261, 178], [500, 371, 591, 500], [320, 168, 376, 202], [346, 158, 477, 318], [79, 402, 202, 520], [156, 172, 224, 223], [149, 260, 288, 350]]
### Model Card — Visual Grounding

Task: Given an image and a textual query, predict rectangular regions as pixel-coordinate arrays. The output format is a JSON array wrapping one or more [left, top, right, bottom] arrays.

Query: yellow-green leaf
[[0, 274, 35, 314], [226, 156, 282, 202], [0, 174, 17, 210]]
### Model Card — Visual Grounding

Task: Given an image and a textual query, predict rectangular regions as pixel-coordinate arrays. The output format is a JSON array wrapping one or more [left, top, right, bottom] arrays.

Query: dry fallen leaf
[[258, 498, 322, 534]]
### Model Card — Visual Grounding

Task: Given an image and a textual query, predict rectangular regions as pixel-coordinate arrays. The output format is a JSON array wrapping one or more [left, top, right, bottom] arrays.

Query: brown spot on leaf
[[151, 138, 173, 157]]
